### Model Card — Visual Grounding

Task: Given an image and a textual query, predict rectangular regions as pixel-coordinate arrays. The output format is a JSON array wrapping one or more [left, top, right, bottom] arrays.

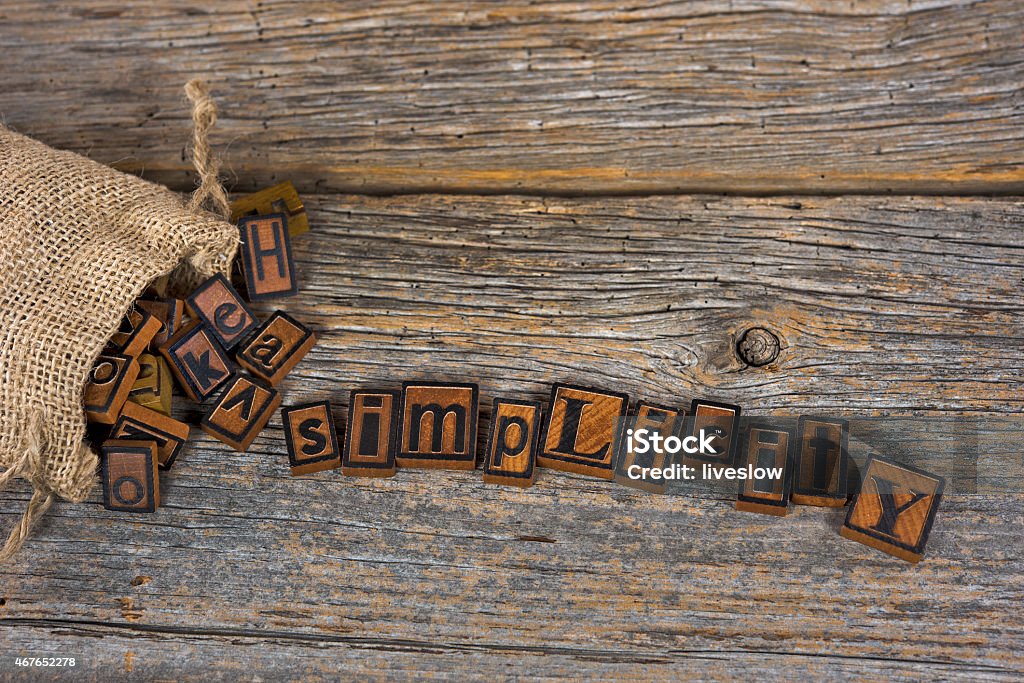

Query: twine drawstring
[[0, 415, 56, 563], [184, 79, 231, 220]]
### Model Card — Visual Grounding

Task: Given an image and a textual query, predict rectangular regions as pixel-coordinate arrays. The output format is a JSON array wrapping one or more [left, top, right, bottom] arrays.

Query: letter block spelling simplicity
[[230, 181, 309, 237], [111, 401, 190, 470], [185, 273, 259, 350], [343, 390, 400, 477], [482, 398, 543, 488], [235, 311, 316, 386], [282, 401, 341, 475], [841, 456, 944, 563], [397, 382, 479, 469], [791, 416, 850, 507], [159, 320, 235, 402], [736, 424, 795, 517], [538, 384, 629, 479], [238, 214, 298, 301], [84, 352, 140, 424], [686, 399, 742, 465], [201, 374, 281, 451], [101, 439, 160, 513], [613, 402, 685, 494]]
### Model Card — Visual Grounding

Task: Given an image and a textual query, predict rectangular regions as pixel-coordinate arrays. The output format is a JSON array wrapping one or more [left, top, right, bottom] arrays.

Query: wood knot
[[737, 327, 780, 366]]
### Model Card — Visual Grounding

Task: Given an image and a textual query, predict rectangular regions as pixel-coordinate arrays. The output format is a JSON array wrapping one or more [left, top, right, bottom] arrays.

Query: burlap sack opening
[[0, 81, 238, 561]]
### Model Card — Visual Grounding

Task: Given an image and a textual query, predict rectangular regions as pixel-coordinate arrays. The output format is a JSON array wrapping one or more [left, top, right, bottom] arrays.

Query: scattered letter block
[[137, 297, 185, 350], [108, 308, 162, 360], [185, 273, 259, 349], [201, 375, 281, 451], [792, 416, 850, 507], [101, 439, 160, 513], [686, 399, 742, 465], [112, 401, 190, 470], [736, 424, 795, 516], [841, 456, 944, 563], [238, 214, 298, 300], [128, 353, 173, 416], [235, 311, 316, 386], [613, 402, 685, 494], [159, 321, 235, 402], [343, 390, 400, 477], [230, 181, 309, 236], [538, 384, 629, 479], [84, 352, 140, 424], [397, 382, 479, 469], [482, 398, 543, 487], [282, 401, 341, 475]]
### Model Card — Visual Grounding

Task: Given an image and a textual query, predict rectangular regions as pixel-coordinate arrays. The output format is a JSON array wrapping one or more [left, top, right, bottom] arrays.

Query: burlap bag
[[0, 81, 238, 560]]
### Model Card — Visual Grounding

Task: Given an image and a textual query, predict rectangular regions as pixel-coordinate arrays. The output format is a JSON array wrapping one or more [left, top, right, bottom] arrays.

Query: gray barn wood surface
[[1, 1, 1023, 680]]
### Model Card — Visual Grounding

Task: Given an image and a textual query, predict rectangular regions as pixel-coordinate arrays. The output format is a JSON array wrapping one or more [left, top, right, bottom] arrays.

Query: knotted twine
[[0, 79, 238, 561]]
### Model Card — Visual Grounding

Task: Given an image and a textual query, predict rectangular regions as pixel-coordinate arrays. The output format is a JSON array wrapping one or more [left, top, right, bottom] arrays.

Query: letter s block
[[397, 382, 479, 469], [538, 384, 629, 479], [238, 214, 298, 301], [282, 401, 341, 475], [482, 398, 543, 488], [101, 439, 160, 513], [185, 273, 258, 350], [841, 456, 944, 563]]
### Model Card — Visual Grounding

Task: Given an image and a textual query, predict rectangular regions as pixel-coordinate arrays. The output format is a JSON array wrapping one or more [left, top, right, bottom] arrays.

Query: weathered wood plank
[[0, 1, 1022, 195], [1, 194, 1023, 679]]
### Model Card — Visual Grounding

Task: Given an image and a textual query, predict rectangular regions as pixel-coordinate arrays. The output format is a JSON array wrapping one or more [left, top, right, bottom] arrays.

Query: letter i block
[[482, 398, 543, 487], [613, 402, 685, 494], [230, 181, 309, 236], [101, 439, 160, 513], [137, 297, 185, 351], [238, 214, 298, 301], [235, 311, 316, 386], [84, 352, 140, 424], [282, 401, 341, 475], [841, 456, 944, 563], [736, 424, 795, 516], [112, 402, 190, 470], [343, 390, 399, 477], [200, 374, 281, 451], [185, 273, 259, 350], [686, 399, 742, 465], [538, 384, 630, 480], [108, 308, 162, 360], [159, 321, 235, 402], [792, 416, 850, 507], [397, 382, 479, 469]]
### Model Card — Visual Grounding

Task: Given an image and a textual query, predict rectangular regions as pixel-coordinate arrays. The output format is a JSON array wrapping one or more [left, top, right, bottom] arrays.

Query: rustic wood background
[[1, 2, 1023, 680]]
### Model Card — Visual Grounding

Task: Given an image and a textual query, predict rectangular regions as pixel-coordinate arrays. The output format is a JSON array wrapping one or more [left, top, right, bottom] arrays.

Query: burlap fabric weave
[[0, 81, 238, 560]]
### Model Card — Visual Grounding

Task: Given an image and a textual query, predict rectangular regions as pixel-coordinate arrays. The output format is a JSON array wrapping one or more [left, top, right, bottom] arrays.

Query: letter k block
[[159, 321, 235, 402]]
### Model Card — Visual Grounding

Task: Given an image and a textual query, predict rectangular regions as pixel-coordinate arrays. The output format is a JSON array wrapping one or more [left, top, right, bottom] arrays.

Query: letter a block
[[282, 401, 341, 475], [397, 382, 479, 469], [841, 456, 944, 563], [792, 416, 849, 507], [238, 214, 298, 301], [736, 424, 795, 517], [343, 390, 399, 477], [84, 352, 140, 424], [482, 398, 543, 488], [235, 311, 316, 386], [159, 321, 235, 402], [101, 439, 160, 513], [185, 273, 259, 350], [538, 384, 629, 480], [613, 402, 684, 494], [201, 375, 281, 451]]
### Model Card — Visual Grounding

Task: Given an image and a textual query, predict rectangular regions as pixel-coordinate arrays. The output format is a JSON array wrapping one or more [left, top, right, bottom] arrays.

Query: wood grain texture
[[1, 194, 1022, 680], [0, 1, 1022, 195]]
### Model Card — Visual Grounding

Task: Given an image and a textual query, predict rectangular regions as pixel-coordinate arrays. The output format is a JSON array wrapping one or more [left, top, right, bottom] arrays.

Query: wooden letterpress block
[[282, 401, 341, 475], [101, 439, 160, 513], [238, 214, 298, 301], [108, 308, 162, 360], [397, 382, 479, 469], [185, 273, 259, 349], [841, 456, 944, 563], [686, 399, 742, 465], [343, 390, 399, 477], [200, 374, 281, 451], [84, 352, 140, 424], [482, 398, 543, 487], [230, 181, 309, 236], [234, 311, 316, 386], [613, 402, 685, 494], [538, 384, 630, 479], [158, 320, 235, 402], [137, 297, 185, 351], [736, 424, 795, 516], [127, 353, 173, 416], [112, 401, 190, 470], [791, 416, 850, 507]]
